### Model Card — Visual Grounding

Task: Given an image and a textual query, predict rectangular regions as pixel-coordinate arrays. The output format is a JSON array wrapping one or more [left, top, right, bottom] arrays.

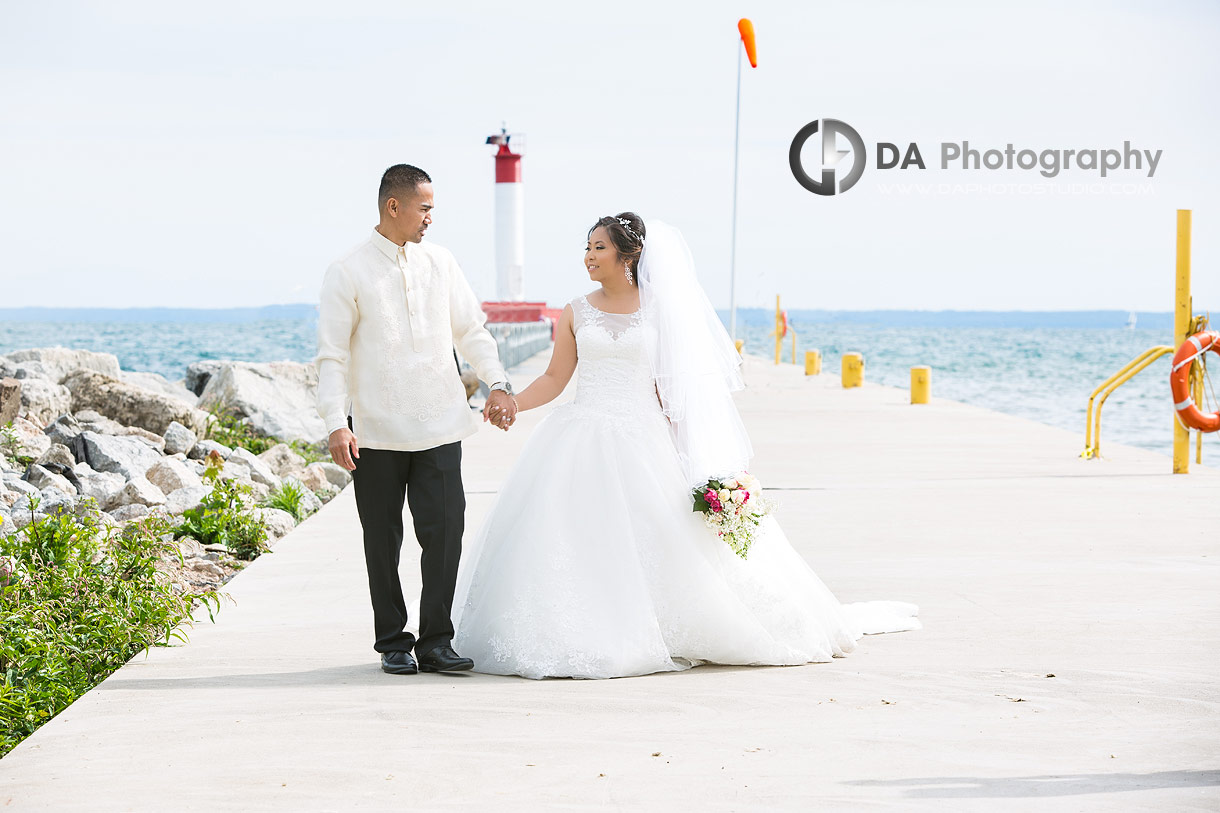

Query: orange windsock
[[738, 18, 757, 68]]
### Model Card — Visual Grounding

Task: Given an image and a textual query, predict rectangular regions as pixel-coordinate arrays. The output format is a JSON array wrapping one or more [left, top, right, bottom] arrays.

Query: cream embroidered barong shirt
[[315, 229, 507, 452]]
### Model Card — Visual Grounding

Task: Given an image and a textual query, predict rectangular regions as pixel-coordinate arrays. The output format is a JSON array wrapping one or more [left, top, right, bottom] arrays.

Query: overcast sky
[[1, 0, 1217, 311]]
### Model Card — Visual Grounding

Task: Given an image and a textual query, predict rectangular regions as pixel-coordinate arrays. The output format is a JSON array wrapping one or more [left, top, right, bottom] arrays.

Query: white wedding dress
[[451, 294, 920, 679]]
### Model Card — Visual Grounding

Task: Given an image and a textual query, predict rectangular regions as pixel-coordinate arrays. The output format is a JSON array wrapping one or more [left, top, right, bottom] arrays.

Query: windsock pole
[[729, 19, 757, 341]]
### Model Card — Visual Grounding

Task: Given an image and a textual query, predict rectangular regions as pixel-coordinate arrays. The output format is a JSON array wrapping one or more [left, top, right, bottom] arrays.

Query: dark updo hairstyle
[[588, 212, 646, 284]]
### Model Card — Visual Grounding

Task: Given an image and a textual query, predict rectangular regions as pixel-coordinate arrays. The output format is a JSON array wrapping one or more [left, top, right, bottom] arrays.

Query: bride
[[451, 213, 920, 679]]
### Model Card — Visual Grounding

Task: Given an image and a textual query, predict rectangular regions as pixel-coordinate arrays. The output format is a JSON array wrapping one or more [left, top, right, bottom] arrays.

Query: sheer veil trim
[[638, 220, 752, 487]]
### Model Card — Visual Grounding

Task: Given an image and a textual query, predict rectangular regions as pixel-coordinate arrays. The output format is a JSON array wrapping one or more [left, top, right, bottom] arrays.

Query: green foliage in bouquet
[[691, 472, 768, 560]]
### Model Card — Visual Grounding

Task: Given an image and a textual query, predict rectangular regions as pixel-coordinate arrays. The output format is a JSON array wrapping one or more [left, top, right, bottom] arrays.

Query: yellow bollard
[[910, 366, 930, 404], [841, 353, 864, 388], [734, 339, 744, 355], [804, 350, 821, 376]]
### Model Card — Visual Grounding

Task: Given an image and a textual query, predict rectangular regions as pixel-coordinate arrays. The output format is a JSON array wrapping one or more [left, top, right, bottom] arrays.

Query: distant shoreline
[[0, 304, 1188, 330]]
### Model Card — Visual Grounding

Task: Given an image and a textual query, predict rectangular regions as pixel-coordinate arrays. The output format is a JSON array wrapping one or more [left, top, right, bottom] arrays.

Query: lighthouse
[[486, 127, 525, 302]]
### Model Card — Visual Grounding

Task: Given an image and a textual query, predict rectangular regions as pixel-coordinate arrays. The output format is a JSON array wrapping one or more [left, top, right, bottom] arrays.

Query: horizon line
[[0, 304, 1190, 315]]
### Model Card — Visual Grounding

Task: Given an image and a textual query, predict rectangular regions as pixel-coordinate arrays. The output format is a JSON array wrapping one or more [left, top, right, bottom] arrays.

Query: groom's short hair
[[379, 164, 432, 210]]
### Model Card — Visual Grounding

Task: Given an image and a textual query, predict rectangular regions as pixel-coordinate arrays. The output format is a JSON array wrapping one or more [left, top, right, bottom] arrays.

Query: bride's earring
[[624, 262, 634, 284]]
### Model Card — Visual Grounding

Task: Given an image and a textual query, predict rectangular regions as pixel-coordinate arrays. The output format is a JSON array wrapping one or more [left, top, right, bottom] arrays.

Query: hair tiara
[[616, 217, 643, 244]]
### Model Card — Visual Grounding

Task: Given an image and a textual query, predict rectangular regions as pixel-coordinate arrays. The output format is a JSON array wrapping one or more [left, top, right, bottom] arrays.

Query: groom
[[315, 164, 518, 675]]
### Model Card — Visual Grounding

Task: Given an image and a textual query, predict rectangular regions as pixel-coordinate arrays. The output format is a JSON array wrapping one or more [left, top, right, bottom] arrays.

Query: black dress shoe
[[417, 644, 474, 673], [380, 650, 418, 675]]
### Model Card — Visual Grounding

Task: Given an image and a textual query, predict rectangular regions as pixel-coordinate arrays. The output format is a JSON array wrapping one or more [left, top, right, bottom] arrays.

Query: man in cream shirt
[[315, 164, 518, 675]]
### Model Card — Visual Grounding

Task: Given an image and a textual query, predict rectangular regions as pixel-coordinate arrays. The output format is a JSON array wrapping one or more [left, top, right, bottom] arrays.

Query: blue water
[[739, 319, 1218, 459], [0, 320, 319, 382], [1, 314, 1216, 460]]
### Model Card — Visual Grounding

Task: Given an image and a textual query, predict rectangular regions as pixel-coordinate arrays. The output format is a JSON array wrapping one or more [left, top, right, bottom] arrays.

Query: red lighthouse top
[[486, 127, 522, 183]]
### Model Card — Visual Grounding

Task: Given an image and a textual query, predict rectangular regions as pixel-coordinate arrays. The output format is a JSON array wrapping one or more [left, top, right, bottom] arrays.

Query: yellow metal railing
[[1081, 346, 1173, 459]]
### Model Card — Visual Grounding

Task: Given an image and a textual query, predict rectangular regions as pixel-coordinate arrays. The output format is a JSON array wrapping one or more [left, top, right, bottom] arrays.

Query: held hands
[[483, 390, 518, 431], [328, 427, 360, 471]]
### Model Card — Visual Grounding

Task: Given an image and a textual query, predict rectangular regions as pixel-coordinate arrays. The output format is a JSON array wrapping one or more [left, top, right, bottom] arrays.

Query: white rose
[[731, 490, 746, 504], [718, 489, 730, 503]]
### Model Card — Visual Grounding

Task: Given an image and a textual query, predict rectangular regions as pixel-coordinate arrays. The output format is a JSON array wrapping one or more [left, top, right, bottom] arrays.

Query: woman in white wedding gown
[[451, 213, 919, 680]]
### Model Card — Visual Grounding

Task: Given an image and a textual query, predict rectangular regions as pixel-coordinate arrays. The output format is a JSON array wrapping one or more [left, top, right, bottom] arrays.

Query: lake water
[[1, 314, 1215, 461]]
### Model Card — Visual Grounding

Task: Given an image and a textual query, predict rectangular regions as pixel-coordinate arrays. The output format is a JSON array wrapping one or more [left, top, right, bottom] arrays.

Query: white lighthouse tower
[[486, 127, 525, 302]]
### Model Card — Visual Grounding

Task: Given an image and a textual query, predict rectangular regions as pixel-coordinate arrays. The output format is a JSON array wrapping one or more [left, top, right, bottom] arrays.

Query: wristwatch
[[490, 380, 514, 396]]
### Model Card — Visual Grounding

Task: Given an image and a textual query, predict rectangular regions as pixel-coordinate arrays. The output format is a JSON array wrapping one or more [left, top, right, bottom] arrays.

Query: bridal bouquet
[[691, 472, 772, 559]]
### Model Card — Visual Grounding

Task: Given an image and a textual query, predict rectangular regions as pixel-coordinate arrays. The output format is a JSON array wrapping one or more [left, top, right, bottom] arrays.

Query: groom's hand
[[328, 428, 360, 470], [483, 390, 518, 431]]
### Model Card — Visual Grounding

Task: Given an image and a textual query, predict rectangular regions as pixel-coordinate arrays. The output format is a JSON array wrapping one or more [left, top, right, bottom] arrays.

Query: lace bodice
[[570, 295, 662, 419]]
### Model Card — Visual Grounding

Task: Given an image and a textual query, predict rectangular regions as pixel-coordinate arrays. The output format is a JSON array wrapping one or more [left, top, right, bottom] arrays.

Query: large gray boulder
[[4, 348, 121, 383], [258, 443, 307, 477], [115, 477, 167, 508], [73, 463, 126, 510], [35, 443, 76, 469], [197, 361, 324, 444], [315, 461, 353, 489], [228, 447, 281, 489], [162, 421, 198, 456], [18, 379, 72, 427], [108, 503, 150, 523], [76, 431, 162, 481], [165, 485, 210, 515], [0, 378, 20, 426], [254, 506, 297, 539], [146, 458, 203, 494], [63, 370, 209, 436], [1, 473, 39, 498], [25, 464, 76, 495], [298, 463, 331, 493], [120, 370, 198, 408], [43, 413, 83, 447], [184, 361, 226, 397]]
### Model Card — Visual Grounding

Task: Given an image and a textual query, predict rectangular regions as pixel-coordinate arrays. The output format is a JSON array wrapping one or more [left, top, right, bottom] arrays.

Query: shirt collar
[[371, 228, 408, 261]]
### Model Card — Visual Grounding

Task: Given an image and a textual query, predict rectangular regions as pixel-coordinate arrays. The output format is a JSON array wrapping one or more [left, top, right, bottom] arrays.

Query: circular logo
[[789, 119, 866, 196]]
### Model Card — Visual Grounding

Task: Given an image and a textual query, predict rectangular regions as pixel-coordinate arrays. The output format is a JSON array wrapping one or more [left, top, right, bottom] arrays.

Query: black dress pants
[[348, 417, 466, 657]]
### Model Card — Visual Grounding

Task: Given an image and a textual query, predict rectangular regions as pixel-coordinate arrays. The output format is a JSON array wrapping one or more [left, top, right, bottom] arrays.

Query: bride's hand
[[484, 390, 518, 431]]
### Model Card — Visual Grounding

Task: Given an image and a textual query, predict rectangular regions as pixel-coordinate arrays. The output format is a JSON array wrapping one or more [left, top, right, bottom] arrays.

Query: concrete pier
[[1, 351, 1217, 810]]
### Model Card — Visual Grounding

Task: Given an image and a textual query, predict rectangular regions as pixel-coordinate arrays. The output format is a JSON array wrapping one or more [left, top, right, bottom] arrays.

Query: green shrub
[[262, 480, 312, 522], [173, 454, 269, 561], [203, 408, 328, 464], [0, 503, 221, 758]]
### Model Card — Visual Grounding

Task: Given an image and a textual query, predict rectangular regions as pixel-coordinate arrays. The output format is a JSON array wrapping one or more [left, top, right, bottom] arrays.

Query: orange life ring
[[1169, 330, 1220, 432], [779, 310, 789, 338]]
